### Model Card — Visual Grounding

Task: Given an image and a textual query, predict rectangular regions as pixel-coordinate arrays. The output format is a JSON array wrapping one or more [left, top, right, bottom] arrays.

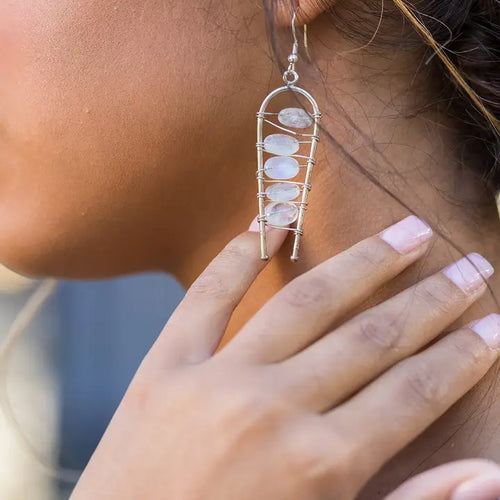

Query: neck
[[169, 47, 500, 347], [175, 117, 500, 354], [161, 19, 500, 493], [165, 76, 500, 490], [171, 133, 499, 346]]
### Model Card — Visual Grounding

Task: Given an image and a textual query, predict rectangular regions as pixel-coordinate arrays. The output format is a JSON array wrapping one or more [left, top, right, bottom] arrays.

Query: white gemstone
[[265, 202, 299, 226], [264, 134, 299, 155], [264, 156, 299, 179], [266, 182, 300, 202], [278, 108, 313, 129]]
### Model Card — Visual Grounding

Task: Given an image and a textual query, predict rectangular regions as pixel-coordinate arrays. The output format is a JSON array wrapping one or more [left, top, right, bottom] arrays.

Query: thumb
[[385, 459, 500, 500]]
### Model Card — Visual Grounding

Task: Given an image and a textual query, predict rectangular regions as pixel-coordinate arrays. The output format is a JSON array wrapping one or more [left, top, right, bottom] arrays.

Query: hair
[[314, 0, 500, 194], [0, 0, 499, 488], [261, 0, 500, 305], [397, 0, 500, 194], [264, 0, 500, 484]]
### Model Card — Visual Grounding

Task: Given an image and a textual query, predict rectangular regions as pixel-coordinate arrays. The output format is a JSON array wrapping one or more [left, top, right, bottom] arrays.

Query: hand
[[70, 215, 500, 500]]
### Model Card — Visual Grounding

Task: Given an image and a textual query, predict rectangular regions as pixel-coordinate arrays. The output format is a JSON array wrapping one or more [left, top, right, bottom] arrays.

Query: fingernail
[[248, 215, 271, 233], [379, 215, 433, 254], [451, 472, 500, 500], [248, 216, 261, 232], [470, 314, 500, 350], [443, 253, 494, 294]]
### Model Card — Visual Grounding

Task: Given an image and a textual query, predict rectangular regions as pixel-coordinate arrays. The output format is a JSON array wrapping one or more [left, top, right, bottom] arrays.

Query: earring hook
[[283, 7, 310, 85], [291, 9, 299, 48]]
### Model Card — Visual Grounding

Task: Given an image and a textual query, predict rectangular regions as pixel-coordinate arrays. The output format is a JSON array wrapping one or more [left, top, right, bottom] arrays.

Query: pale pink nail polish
[[379, 215, 433, 254], [248, 216, 261, 232], [470, 314, 500, 350], [451, 472, 500, 500], [443, 253, 494, 294], [248, 216, 271, 233]]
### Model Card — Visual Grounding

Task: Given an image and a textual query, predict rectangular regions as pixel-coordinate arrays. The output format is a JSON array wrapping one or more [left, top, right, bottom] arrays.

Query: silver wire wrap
[[255, 7, 321, 261]]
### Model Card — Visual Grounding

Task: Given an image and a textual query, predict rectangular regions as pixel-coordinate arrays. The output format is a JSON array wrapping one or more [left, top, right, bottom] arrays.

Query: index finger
[[150, 217, 289, 366]]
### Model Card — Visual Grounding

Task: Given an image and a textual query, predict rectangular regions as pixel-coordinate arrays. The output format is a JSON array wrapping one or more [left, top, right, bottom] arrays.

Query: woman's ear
[[275, 0, 334, 26]]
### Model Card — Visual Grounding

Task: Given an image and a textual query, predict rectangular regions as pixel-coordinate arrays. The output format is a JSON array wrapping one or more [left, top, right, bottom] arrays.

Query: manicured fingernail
[[451, 472, 500, 500], [470, 314, 500, 350], [248, 215, 271, 232], [379, 215, 433, 254], [248, 216, 261, 232], [443, 253, 494, 294]]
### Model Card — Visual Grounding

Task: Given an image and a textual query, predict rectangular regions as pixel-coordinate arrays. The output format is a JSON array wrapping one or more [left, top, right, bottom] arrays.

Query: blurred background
[[0, 270, 184, 499]]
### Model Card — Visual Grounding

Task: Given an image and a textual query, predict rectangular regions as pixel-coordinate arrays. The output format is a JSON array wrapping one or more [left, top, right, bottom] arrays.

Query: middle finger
[[223, 215, 433, 363], [282, 252, 494, 411]]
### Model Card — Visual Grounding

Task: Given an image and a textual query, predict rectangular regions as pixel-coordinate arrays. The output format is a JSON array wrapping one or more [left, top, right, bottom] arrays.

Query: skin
[[70, 224, 500, 499], [1, 0, 500, 496]]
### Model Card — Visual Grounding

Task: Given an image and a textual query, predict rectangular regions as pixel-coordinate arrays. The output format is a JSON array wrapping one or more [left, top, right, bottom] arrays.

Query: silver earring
[[255, 7, 321, 262]]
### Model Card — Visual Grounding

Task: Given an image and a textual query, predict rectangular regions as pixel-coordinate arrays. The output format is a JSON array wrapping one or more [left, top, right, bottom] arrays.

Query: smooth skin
[[2, 0, 500, 496], [71, 218, 500, 499]]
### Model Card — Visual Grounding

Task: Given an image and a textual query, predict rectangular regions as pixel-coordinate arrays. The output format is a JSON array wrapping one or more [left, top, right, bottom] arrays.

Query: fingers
[[385, 459, 500, 500], [283, 253, 494, 411], [450, 471, 500, 500], [327, 315, 500, 483], [225, 216, 433, 363], [150, 218, 288, 366]]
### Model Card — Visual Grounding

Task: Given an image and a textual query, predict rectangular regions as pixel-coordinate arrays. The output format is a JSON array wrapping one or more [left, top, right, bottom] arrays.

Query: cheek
[[0, 0, 250, 277], [0, 0, 269, 278]]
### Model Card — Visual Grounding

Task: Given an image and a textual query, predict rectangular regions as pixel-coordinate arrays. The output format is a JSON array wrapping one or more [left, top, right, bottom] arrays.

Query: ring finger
[[326, 315, 500, 485], [283, 252, 494, 411]]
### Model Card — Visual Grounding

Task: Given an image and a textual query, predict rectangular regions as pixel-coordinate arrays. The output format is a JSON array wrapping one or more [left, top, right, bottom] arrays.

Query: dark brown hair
[[265, 0, 500, 195], [394, 0, 500, 193]]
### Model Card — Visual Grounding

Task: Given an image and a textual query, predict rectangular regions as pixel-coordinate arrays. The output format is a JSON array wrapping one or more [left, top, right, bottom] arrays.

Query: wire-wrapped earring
[[255, 8, 321, 262]]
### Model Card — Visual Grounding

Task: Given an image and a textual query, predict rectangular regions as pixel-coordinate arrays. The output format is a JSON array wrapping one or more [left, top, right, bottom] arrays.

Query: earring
[[255, 7, 321, 262]]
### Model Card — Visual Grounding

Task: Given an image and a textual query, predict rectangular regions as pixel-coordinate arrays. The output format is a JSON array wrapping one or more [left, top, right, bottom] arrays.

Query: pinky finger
[[386, 459, 500, 500]]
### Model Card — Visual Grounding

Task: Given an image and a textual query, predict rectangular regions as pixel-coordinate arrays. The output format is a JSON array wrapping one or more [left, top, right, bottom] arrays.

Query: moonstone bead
[[278, 108, 313, 129], [264, 134, 299, 155], [265, 202, 299, 226], [265, 182, 300, 202], [264, 156, 299, 180]]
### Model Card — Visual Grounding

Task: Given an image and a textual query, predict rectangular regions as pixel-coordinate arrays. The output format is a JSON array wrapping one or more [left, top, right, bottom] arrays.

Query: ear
[[275, 0, 333, 26]]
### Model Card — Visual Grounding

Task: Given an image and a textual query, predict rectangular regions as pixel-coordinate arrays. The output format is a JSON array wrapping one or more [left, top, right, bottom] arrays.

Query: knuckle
[[188, 238, 252, 301], [322, 448, 354, 484], [355, 312, 403, 354], [282, 276, 330, 309], [402, 363, 441, 408], [127, 368, 163, 413], [348, 239, 390, 268], [221, 237, 251, 262], [309, 430, 359, 497], [281, 426, 338, 484], [217, 393, 285, 444], [233, 390, 270, 418], [414, 277, 458, 316], [189, 270, 228, 299], [218, 384, 279, 429]]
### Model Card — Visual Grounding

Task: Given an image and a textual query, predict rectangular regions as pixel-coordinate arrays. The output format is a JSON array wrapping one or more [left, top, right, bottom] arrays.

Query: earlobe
[[274, 0, 333, 27], [298, 0, 333, 23]]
